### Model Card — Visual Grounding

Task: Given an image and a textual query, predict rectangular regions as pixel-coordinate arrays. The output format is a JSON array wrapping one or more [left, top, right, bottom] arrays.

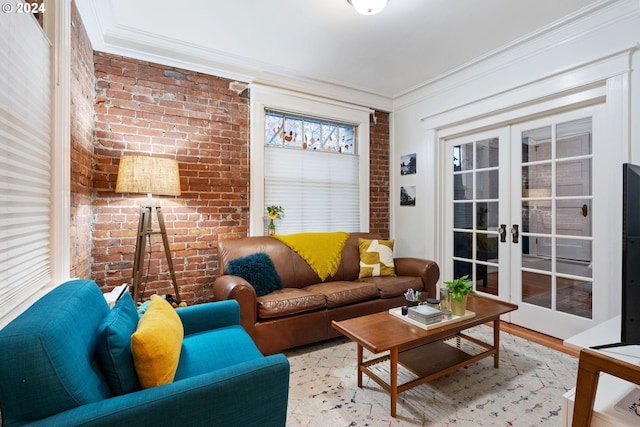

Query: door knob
[[499, 224, 507, 242], [511, 224, 519, 244], [581, 204, 588, 217]]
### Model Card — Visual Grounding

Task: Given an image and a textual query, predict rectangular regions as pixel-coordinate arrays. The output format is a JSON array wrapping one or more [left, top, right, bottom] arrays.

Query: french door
[[444, 107, 600, 338], [509, 110, 595, 337]]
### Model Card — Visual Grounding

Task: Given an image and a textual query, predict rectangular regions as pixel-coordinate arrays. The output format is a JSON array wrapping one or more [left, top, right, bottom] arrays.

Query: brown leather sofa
[[213, 232, 440, 355]]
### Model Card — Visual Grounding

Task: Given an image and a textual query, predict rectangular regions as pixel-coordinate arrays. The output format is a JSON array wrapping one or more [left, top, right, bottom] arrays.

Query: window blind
[[0, 13, 52, 321], [265, 146, 360, 234]]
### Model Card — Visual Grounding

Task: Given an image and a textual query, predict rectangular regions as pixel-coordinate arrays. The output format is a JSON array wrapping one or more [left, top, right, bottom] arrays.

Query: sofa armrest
[[27, 354, 290, 427], [394, 257, 440, 298], [176, 299, 240, 336], [212, 275, 258, 338]]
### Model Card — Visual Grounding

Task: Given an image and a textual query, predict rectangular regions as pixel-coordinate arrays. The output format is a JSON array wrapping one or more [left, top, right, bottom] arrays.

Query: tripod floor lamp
[[116, 155, 181, 303]]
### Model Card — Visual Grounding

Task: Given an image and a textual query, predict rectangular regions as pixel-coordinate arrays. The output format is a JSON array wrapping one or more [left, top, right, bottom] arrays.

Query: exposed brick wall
[[81, 47, 390, 304], [69, 0, 94, 280], [91, 53, 249, 304], [369, 111, 390, 239]]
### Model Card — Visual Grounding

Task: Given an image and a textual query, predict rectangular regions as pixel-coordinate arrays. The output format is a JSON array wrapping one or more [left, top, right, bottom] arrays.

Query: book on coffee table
[[389, 306, 475, 330], [407, 305, 443, 325]]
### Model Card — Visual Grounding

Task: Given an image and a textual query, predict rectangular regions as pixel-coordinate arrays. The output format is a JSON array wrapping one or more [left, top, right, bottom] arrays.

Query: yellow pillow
[[131, 294, 184, 388], [358, 238, 396, 278]]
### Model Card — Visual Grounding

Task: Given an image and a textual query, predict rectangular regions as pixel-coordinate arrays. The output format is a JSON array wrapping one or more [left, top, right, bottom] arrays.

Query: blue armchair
[[0, 280, 290, 426]]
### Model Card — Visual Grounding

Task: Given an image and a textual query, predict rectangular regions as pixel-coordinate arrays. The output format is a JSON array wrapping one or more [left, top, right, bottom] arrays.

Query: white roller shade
[[265, 146, 359, 234], [0, 13, 52, 321]]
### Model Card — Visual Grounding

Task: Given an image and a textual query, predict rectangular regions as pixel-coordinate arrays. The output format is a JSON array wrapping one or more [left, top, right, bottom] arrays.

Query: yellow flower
[[266, 205, 284, 220]]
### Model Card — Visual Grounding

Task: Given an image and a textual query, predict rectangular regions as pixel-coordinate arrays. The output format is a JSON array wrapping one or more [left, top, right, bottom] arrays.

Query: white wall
[[390, 0, 640, 266]]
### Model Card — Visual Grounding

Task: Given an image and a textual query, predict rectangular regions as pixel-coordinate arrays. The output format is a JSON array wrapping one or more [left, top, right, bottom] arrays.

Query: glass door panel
[[448, 129, 509, 298]]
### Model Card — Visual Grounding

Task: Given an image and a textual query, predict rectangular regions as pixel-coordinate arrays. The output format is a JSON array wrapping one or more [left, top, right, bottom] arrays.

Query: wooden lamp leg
[[155, 206, 180, 301], [132, 206, 151, 303], [131, 204, 180, 303]]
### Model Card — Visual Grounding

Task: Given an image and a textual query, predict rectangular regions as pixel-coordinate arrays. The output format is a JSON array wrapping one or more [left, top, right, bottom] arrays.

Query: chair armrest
[[28, 354, 290, 427], [213, 275, 258, 338], [176, 299, 240, 336], [394, 257, 440, 298]]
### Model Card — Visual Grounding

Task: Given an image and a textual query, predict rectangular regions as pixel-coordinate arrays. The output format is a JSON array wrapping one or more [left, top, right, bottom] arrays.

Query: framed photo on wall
[[400, 186, 416, 206], [400, 153, 416, 175]]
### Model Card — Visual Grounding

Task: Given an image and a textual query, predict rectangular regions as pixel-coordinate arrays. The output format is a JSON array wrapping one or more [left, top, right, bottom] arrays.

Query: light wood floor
[[498, 321, 580, 358]]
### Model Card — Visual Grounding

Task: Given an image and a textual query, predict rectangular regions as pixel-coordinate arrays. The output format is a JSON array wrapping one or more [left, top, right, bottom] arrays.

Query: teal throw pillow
[[95, 291, 141, 395], [227, 252, 283, 297]]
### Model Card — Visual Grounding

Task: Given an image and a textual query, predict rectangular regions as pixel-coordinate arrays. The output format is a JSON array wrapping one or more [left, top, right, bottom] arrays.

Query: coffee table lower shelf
[[359, 333, 495, 414]]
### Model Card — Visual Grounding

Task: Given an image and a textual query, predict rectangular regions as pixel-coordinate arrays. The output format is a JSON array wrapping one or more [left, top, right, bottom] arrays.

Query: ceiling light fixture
[[347, 0, 388, 16]]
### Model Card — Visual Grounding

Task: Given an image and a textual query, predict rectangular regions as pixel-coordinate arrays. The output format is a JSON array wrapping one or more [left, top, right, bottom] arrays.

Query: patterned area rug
[[285, 325, 578, 426]]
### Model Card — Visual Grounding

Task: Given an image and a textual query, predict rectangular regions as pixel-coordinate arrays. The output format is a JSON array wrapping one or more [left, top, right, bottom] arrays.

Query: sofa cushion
[[257, 288, 327, 319], [361, 275, 424, 299], [227, 252, 283, 297], [95, 291, 141, 395], [131, 295, 184, 388], [305, 281, 379, 308], [358, 238, 396, 278]]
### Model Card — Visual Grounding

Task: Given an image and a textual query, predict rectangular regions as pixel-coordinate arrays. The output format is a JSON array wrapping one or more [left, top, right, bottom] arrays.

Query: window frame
[[46, 0, 71, 287], [249, 84, 371, 236]]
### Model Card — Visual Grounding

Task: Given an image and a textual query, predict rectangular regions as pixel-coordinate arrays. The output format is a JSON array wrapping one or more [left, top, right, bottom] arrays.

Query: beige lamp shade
[[116, 155, 181, 196]]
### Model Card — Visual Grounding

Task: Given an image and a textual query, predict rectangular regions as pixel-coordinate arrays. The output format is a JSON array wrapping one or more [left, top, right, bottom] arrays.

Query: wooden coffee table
[[331, 294, 518, 417]]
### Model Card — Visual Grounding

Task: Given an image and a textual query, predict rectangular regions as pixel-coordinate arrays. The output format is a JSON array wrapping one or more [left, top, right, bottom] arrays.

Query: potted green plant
[[444, 275, 474, 316]]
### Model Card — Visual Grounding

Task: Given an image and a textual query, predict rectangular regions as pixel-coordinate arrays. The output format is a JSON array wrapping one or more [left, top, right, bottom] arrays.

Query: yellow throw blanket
[[273, 232, 349, 281]]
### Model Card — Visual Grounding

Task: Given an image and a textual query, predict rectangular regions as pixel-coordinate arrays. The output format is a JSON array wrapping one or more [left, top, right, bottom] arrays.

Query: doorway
[[444, 107, 600, 338]]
